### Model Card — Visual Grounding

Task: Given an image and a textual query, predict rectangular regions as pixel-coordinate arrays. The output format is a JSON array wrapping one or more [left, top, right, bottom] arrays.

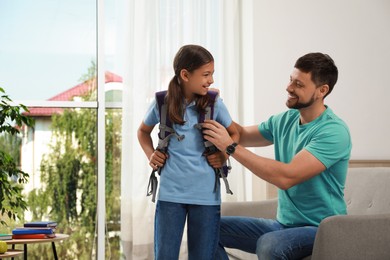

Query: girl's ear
[[180, 69, 190, 82]]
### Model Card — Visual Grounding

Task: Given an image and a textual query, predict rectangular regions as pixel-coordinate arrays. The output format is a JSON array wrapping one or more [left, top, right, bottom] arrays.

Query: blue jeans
[[154, 200, 220, 260], [216, 216, 317, 260]]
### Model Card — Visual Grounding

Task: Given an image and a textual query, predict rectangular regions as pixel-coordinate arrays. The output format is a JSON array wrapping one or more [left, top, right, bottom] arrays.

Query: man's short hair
[[295, 53, 338, 97]]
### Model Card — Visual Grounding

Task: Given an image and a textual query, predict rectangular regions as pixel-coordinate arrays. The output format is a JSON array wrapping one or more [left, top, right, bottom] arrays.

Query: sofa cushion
[[344, 167, 390, 215]]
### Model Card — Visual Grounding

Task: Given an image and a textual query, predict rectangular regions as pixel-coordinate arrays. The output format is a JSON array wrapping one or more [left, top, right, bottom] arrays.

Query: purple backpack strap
[[199, 90, 218, 123], [147, 90, 177, 202], [155, 90, 171, 141], [200, 90, 219, 155], [201, 90, 233, 195]]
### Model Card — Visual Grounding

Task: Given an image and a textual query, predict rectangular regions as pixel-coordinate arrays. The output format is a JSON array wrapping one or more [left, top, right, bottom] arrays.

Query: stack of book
[[0, 234, 13, 241], [12, 221, 57, 239]]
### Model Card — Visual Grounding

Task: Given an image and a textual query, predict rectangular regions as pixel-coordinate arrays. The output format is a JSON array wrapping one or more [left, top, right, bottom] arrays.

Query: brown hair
[[166, 45, 214, 125], [294, 52, 338, 98]]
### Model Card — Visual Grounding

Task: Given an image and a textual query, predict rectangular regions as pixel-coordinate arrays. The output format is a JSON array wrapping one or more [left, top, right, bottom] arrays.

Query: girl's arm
[[137, 122, 167, 170]]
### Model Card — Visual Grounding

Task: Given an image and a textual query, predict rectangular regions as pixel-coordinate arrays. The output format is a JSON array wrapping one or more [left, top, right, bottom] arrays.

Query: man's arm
[[232, 121, 272, 147], [203, 120, 326, 190], [206, 121, 239, 168]]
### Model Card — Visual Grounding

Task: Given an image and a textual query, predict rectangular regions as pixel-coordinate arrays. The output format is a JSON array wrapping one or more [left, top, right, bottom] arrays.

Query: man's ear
[[180, 69, 190, 82], [319, 84, 329, 97]]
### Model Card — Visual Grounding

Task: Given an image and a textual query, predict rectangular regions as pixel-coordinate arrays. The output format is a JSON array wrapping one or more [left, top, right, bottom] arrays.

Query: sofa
[[221, 167, 390, 260]]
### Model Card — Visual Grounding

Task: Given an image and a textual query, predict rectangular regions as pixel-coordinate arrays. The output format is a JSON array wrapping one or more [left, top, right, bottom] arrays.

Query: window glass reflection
[[0, 0, 96, 101]]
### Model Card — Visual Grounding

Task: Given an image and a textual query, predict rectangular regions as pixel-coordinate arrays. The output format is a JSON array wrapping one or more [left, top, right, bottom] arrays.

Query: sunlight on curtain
[[120, 1, 248, 259]]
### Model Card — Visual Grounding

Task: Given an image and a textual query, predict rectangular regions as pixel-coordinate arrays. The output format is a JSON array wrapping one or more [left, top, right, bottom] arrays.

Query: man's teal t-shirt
[[259, 107, 352, 226]]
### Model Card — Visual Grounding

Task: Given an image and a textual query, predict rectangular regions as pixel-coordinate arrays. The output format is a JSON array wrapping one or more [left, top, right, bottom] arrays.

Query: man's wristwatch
[[226, 142, 238, 156]]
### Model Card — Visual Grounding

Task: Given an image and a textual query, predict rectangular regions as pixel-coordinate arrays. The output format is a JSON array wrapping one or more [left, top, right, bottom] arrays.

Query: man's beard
[[286, 94, 315, 109]]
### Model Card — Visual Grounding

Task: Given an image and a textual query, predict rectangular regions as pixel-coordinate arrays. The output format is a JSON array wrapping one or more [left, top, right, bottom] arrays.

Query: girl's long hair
[[166, 45, 214, 125]]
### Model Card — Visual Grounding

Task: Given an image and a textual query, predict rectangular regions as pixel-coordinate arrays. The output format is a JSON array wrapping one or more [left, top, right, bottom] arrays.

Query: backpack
[[147, 90, 233, 202]]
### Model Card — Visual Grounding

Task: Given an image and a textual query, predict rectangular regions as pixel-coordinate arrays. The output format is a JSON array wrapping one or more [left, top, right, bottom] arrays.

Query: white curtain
[[120, 1, 251, 259]]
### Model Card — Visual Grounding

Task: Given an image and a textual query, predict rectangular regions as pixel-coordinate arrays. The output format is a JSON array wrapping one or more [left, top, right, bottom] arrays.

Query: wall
[[252, 0, 390, 160], [21, 117, 52, 194]]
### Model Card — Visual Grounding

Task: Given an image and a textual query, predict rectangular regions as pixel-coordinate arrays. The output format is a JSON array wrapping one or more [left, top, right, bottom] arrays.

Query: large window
[[0, 0, 102, 258], [0, 0, 97, 101], [0, 0, 243, 259]]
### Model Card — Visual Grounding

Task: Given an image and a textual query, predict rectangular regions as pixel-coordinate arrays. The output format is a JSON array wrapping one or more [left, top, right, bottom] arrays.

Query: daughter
[[138, 44, 238, 259]]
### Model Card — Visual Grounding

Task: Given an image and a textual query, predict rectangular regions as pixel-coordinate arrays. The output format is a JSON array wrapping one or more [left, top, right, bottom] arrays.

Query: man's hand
[[202, 119, 234, 153]]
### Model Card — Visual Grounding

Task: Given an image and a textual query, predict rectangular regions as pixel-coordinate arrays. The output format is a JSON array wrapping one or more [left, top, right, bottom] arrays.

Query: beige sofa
[[221, 167, 390, 260]]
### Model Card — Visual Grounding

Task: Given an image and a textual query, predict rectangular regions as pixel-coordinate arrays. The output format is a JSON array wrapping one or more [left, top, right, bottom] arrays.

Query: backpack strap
[[199, 91, 219, 155], [196, 90, 233, 195], [155, 91, 185, 153], [217, 159, 233, 195], [147, 91, 184, 202], [147, 169, 158, 202]]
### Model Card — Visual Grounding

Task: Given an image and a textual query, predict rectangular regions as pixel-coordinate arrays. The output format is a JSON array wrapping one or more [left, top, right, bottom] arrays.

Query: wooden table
[[6, 234, 69, 260], [0, 250, 24, 259]]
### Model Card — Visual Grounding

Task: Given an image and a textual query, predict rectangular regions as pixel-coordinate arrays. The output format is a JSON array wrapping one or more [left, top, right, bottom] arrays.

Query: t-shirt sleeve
[[258, 115, 276, 143], [305, 122, 351, 168], [214, 96, 233, 127], [143, 99, 159, 126]]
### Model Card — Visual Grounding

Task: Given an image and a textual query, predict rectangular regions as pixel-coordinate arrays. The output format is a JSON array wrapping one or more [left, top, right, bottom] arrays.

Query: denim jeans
[[216, 216, 318, 260], [154, 200, 220, 260]]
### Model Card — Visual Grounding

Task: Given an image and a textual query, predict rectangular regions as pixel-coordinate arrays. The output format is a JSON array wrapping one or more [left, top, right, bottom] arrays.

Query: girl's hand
[[149, 150, 168, 170], [206, 151, 228, 169]]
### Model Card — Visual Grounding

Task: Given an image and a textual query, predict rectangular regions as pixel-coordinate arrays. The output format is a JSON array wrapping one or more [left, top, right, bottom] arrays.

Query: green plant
[[26, 63, 122, 258], [0, 87, 34, 226]]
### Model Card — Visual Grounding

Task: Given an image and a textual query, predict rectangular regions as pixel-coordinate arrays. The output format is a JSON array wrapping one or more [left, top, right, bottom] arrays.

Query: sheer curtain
[[120, 1, 252, 259]]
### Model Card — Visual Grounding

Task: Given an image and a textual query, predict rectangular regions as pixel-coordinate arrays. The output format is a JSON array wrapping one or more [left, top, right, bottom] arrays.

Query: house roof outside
[[26, 71, 122, 117]]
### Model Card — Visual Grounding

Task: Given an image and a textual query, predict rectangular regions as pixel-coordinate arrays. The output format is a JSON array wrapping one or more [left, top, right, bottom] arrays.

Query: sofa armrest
[[221, 198, 278, 219], [311, 213, 390, 260]]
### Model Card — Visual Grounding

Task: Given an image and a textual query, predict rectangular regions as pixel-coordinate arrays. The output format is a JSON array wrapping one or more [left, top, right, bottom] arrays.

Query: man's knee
[[256, 233, 288, 260]]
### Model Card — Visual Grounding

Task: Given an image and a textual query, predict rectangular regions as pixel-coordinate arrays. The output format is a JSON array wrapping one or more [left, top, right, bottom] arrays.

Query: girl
[[137, 44, 238, 260]]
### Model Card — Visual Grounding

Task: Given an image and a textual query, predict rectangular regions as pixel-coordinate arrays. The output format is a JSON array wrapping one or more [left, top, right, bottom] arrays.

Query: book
[[12, 227, 54, 235], [0, 234, 13, 240], [23, 221, 57, 228], [12, 234, 56, 239], [16, 226, 56, 230]]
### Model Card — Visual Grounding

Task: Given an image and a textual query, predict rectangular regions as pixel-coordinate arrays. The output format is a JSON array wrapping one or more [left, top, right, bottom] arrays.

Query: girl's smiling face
[[181, 61, 214, 101]]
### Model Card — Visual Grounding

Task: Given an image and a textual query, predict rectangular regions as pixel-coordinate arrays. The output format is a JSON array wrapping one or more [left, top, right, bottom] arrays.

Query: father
[[203, 52, 352, 259]]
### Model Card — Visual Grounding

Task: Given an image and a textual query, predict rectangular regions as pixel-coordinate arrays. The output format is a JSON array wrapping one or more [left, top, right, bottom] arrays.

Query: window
[[0, 0, 238, 258]]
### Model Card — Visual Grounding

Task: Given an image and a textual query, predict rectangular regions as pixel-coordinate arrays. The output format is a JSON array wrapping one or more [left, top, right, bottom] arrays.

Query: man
[[202, 52, 352, 259]]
